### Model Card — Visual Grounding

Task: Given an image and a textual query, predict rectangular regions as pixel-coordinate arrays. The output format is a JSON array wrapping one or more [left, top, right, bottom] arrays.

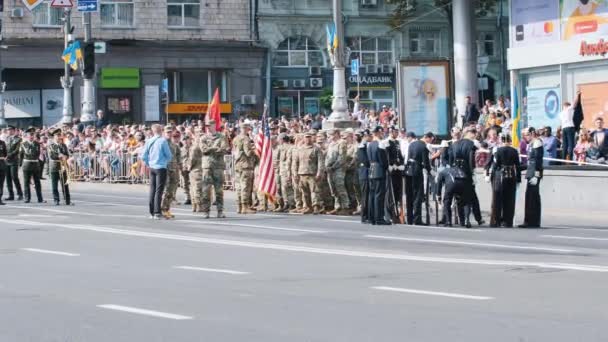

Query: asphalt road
[[1, 181, 608, 342]]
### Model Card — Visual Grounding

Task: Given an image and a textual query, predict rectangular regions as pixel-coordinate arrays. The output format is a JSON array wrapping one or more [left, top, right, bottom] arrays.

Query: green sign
[[100, 68, 140, 89]]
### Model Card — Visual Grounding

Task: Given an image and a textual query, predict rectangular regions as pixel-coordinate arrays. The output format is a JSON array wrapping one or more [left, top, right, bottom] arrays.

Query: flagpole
[[60, 8, 74, 125], [358, 37, 361, 98]]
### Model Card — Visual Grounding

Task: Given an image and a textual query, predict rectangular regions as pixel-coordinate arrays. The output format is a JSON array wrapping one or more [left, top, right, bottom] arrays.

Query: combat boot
[[289, 207, 301, 214], [237, 204, 242, 214], [241, 207, 257, 214], [184, 199, 192, 205], [162, 211, 173, 219], [217, 211, 226, 218], [202, 212, 210, 219], [312, 206, 322, 215], [192, 204, 199, 212], [327, 208, 338, 215], [301, 207, 313, 215]]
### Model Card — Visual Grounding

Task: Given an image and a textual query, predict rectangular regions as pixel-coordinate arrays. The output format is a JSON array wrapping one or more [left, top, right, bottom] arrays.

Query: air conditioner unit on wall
[[11, 8, 24, 18], [293, 79, 306, 88], [381, 64, 393, 74], [310, 78, 323, 88], [309, 66, 322, 76], [241, 95, 256, 105], [361, 0, 377, 6], [273, 79, 288, 88], [366, 64, 378, 74]]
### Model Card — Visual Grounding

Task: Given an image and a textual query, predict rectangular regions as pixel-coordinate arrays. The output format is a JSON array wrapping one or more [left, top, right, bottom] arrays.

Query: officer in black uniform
[[386, 126, 405, 211], [5, 125, 23, 201], [19, 127, 44, 204], [48, 128, 72, 205], [357, 129, 371, 224], [367, 126, 391, 225], [406, 132, 432, 225], [403, 132, 416, 224], [485, 134, 521, 227], [0, 138, 7, 205], [436, 166, 467, 227], [519, 127, 544, 228], [450, 127, 478, 228]]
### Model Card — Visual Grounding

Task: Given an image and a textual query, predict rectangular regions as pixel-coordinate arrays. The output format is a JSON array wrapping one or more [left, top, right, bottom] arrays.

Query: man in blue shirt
[[142, 124, 173, 219], [541, 126, 558, 166]]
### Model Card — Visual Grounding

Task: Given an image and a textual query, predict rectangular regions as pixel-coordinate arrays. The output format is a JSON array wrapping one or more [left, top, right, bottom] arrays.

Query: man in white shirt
[[559, 91, 581, 160]]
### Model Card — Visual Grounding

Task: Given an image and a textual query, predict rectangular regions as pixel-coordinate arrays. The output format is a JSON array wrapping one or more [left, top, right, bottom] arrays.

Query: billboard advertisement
[[400, 62, 449, 136], [526, 87, 562, 130], [561, 0, 608, 41], [579, 81, 608, 128], [4, 90, 41, 119], [511, 0, 560, 47]]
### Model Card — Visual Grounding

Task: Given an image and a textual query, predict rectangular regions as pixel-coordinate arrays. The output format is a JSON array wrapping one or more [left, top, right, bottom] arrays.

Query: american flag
[[256, 104, 276, 201]]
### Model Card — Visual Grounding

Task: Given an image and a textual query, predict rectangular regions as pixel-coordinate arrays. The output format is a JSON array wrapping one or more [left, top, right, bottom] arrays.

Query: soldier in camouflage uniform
[[48, 128, 72, 205], [277, 134, 294, 212], [19, 127, 44, 204], [325, 129, 351, 215], [188, 129, 203, 212], [180, 135, 192, 205], [232, 123, 258, 214], [161, 127, 182, 219], [199, 119, 229, 218], [289, 134, 303, 213], [315, 132, 330, 213], [345, 129, 361, 214], [270, 135, 282, 211], [294, 130, 324, 215]]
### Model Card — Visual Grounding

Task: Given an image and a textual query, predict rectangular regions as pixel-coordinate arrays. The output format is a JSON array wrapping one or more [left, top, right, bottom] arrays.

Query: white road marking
[[325, 219, 359, 223], [322, 220, 485, 233], [366, 235, 576, 253], [178, 220, 327, 234], [18, 214, 61, 218], [3, 219, 607, 273], [21, 248, 79, 257], [173, 266, 249, 275], [542, 235, 608, 242], [371, 286, 493, 300], [72, 192, 143, 200], [97, 304, 193, 320]]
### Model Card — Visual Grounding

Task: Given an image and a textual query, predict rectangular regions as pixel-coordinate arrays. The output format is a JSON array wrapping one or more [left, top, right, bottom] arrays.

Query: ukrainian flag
[[61, 41, 83, 71], [511, 86, 521, 148], [326, 24, 335, 53]]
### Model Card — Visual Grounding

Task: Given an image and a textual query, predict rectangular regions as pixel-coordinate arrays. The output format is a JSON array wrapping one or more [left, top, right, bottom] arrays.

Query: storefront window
[[106, 96, 132, 116], [274, 37, 324, 67], [172, 70, 227, 103], [347, 37, 394, 66]]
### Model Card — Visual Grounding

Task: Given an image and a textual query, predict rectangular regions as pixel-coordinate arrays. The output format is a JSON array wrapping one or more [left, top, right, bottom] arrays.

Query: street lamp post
[[323, 0, 357, 131], [61, 8, 74, 125], [80, 12, 96, 123], [0, 81, 7, 128]]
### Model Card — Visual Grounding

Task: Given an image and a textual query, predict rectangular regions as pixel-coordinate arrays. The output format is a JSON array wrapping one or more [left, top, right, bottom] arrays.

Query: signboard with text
[[77, 0, 97, 12], [4, 90, 41, 119]]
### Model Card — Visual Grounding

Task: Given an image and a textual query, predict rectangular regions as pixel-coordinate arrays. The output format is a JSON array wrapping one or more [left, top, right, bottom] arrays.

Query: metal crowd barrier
[[68, 151, 150, 184]]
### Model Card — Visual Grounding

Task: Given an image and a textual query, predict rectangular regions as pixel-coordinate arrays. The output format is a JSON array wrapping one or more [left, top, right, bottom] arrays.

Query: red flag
[[257, 105, 276, 202], [205, 88, 221, 132]]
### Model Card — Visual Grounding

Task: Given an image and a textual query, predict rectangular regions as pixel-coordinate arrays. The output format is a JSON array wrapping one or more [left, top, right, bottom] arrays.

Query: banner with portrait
[[400, 62, 449, 136], [561, 0, 608, 41], [526, 87, 562, 130]]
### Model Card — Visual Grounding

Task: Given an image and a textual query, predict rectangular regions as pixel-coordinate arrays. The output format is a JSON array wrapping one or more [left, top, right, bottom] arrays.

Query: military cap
[[50, 128, 62, 136], [364, 129, 372, 136], [372, 126, 383, 133], [304, 130, 315, 137], [25, 126, 36, 134], [406, 131, 416, 139], [344, 128, 354, 134], [389, 126, 399, 132], [164, 126, 173, 133], [355, 129, 363, 136], [241, 122, 252, 128]]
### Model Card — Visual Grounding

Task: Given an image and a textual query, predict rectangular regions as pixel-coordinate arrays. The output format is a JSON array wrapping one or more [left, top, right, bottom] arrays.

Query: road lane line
[[366, 235, 576, 253], [542, 235, 608, 241], [4, 219, 608, 273], [371, 286, 493, 300], [21, 248, 80, 257], [325, 219, 359, 223], [72, 193, 143, 200], [17, 214, 60, 218], [178, 220, 327, 234], [173, 266, 250, 275], [97, 304, 193, 320]]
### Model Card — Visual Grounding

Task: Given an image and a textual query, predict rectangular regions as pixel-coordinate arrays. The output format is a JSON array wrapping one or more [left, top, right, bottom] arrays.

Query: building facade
[[0, 0, 265, 126], [258, 0, 509, 117]]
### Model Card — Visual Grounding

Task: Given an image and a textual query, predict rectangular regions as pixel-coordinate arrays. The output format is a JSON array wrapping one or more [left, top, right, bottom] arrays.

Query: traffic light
[[83, 42, 95, 78]]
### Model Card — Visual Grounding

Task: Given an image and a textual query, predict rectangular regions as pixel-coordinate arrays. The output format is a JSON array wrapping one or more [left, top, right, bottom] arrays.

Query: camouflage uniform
[[161, 139, 181, 213], [325, 135, 350, 212], [188, 142, 203, 211], [315, 134, 330, 211], [294, 133, 324, 214], [232, 130, 258, 212], [290, 136, 303, 211], [345, 137, 360, 209], [270, 141, 282, 209], [180, 143, 191, 203], [278, 139, 294, 210], [200, 131, 229, 215], [19, 135, 43, 203]]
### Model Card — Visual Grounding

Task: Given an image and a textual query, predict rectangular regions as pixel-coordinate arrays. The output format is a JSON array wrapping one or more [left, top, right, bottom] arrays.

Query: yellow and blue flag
[[511, 86, 521, 148], [326, 23, 337, 53], [61, 41, 83, 70]]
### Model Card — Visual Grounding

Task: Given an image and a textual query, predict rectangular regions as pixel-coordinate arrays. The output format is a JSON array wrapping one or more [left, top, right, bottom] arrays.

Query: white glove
[[528, 177, 538, 186], [430, 170, 437, 178], [484, 176, 491, 183], [397, 165, 405, 171], [388, 165, 394, 172]]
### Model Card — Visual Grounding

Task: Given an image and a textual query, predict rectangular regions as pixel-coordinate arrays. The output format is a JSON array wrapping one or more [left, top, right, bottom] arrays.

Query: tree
[[389, 0, 498, 29], [319, 88, 333, 111]]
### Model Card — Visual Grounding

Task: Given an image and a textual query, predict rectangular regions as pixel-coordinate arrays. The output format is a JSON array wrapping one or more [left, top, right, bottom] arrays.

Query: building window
[[100, 0, 134, 27], [273, 37, 324, 67], [32, 1, 63, 27], [478, 33, 495, 56], [409, 30, 440, 56], [171, 70, 227, 103], [167, 0, 200, 27], [347, 37, 393, 66]]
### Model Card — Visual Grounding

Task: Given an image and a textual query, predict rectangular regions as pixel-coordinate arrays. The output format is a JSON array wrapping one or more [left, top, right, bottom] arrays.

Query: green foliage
[[319, 88, 333, 110]]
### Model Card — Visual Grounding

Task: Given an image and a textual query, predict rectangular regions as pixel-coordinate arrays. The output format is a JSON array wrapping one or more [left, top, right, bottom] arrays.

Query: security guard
[[485, 134, 521, 228], [48, 128, 72, 205], [367, 126, 391, 225], [386, 126, 405, 213], [5, 125, 23, 201], [519, 127, 544, 228], [0, 137, 7, 205], [436, 165, 467, 227], [20, 127, 44, 204], [406, 132, 432, 225], [357, 129, 371, 223], [450, 127, 478, 228]]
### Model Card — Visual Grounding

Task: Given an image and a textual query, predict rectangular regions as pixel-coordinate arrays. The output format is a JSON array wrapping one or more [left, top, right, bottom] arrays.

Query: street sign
[[94, 42, 106, 54], [351, 59, 360, 76], [477, 55, 489, 76], [22, 0, 44, 10], [77, 0, 97, 12], [50, 0, 73, 7]]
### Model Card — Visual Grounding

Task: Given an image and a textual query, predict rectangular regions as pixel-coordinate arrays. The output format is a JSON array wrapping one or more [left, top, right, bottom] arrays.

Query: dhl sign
[[167, 103, 232, 114]]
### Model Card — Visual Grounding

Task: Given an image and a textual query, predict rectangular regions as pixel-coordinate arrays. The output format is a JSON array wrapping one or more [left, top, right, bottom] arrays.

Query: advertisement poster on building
[[579, 81, 608, 128], [277, 97, 293, 116], [304, 98, 319, 116], [526, 87, 562, 130], [400, 63, 449, 136], [4, 90, 41, 119], [145, 85, 160, 122], [42, 89, 64, 126], [511, 0, 560, 47], [561, 0, 608, 40]]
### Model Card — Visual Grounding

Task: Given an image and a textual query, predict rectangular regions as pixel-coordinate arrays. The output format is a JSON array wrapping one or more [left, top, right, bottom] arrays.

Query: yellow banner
[[167, 103, 232, 114]]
